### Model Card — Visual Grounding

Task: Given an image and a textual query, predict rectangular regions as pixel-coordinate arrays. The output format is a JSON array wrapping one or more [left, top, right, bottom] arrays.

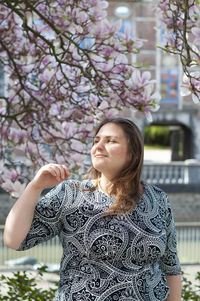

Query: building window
[[161, 69, 179, 103], [114, 6, 131, 19], [118, 20, 133, 37]]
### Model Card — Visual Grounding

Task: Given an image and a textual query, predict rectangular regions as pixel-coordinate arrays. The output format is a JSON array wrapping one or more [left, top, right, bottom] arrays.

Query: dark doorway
[[143, 123, 193, 161], [169, 125, 193, 161]]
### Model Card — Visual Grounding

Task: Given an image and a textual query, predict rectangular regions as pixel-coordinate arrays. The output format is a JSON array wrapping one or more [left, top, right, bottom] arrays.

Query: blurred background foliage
[[143, 125, 170, 147]]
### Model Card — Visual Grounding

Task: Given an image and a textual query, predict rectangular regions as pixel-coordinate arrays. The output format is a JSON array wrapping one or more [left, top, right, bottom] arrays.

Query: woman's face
[[91, 123, 131, 179]]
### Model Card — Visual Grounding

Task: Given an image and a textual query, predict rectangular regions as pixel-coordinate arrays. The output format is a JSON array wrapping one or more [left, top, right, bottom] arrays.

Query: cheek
[[111, 147, 128, 158], [116, 147, 131, 165], [90, 147, 97, 165], [90, 145, 95, 156]]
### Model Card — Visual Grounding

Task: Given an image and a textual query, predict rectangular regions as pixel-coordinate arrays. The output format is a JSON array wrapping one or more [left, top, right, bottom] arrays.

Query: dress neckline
[[84, 179, 148, 200]]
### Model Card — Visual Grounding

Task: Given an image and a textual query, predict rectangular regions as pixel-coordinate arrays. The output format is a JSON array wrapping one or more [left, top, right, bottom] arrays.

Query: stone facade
[[168, 192, 200, 223], [109, 1, 200, 161]]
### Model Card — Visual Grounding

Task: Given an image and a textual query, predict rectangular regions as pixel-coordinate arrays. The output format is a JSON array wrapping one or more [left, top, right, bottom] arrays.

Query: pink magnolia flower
[[71, 139, 86, 153], [62, 122, 78, 139], [4, 169, 20, 182], [0, 161, 4, 174], [49, 103, 61, 116], [107, 108, 120, 119], [39, 68, 55, 83], [192, 27, 200, 47], [189, 3, 200, 21], [181, 72, 200, 103], [70, 153, 86, 166], [2, 180, 26, 198], [144, 109, 153, 123], [98, 100, 109, 110]]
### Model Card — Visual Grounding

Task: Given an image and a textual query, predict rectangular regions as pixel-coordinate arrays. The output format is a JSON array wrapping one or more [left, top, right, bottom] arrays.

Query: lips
[[95, 154, 107, 157]]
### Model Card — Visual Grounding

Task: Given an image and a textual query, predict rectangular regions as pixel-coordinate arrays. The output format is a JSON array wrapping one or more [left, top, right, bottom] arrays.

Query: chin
[[93, 165, 103, 173], [91, 162, 104, 173]]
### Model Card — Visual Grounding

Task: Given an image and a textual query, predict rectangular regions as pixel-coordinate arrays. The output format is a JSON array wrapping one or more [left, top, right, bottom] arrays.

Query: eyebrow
[[94, 135, 120, 139]]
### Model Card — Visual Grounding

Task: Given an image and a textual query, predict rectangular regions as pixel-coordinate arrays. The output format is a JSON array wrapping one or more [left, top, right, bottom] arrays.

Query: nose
[[96, 139, 105, 149], [93, 139, 105, 151]]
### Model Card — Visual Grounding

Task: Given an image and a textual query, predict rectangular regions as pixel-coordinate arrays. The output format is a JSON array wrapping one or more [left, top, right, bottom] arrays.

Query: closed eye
[[93, 139, 99, 144], [93, 136, 119, 144]]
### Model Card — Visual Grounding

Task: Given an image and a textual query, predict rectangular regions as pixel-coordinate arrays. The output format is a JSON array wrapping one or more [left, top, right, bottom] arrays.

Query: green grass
[[144, 145, 171, 150]]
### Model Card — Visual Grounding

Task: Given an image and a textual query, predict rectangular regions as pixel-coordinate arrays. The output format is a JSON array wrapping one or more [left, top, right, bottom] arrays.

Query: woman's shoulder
[[142, 183, 169, 208], [144, 183, 167, 196]]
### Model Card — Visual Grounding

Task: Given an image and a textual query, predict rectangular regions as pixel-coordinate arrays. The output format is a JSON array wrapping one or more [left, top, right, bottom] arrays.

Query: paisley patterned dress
[[18, 180, 181, 301]]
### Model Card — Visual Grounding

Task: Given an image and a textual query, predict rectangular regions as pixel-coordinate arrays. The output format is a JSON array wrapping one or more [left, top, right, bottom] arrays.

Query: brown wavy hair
[[84, 117, 144, 215]]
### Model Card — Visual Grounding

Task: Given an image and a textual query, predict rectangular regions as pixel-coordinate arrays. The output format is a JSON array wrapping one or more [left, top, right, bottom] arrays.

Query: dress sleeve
[[17, 180, 74, 251], [158, 192, 182, 275]]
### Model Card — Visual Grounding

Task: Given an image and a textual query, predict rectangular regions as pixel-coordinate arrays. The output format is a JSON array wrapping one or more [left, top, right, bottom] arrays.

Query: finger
[[56, 165, 70, 180], [62, 165, 70, 179], [49, 164, 69, 181], [59, 165, 66, 180], [42, 164, 70, 181], [48, 165, 61, 179]]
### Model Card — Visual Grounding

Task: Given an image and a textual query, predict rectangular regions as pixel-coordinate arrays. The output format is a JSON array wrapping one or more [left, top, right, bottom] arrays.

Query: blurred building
[[108, 0, 200, 161]]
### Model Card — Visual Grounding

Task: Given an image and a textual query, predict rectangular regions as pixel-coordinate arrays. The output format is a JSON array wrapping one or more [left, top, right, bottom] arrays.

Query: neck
[[98, 175, 112, 195]]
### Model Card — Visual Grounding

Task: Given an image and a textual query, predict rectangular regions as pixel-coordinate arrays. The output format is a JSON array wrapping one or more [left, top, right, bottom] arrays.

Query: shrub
[[181, 271, 200, 300], [0, 266, 57, 301], [0, 267, 199, 300]]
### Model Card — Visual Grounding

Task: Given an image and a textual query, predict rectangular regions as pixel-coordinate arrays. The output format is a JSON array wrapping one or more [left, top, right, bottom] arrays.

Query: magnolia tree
[[0, 0, 199, 197], [156, 0, 200, 103], [0, 0, 160, 196]]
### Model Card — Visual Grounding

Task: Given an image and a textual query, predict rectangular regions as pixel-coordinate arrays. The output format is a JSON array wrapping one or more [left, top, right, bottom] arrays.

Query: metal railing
[[0, 226, 62, 267], [142, 160, 200, 185], [143, 162, 188, 184], [3, 160, 200, 187], [1, 223, 200, 266], [176, 222, 200, 264]]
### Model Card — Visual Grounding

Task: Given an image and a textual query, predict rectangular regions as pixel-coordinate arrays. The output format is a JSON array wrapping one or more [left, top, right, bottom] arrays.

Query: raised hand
[[31, 164, 70, 191]]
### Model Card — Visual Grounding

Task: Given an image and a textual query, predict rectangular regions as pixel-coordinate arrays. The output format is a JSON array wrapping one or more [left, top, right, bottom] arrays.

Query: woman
[[4, 117, 182, 301]]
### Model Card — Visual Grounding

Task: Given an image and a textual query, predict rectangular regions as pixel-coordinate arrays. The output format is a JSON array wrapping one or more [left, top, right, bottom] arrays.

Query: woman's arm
[[166, 275, 182, 301], [157, 192, 182, 300], [3, 182, 43, 250], [3, 164, 70, 250]]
